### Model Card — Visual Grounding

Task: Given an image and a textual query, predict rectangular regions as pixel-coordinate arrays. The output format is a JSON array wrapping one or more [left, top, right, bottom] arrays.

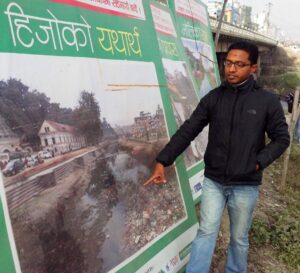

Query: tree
[[0, 78, 78, 149], [74, 91, 102, 145], [0, 78, 37, 137], [47, 103, 75, 126]]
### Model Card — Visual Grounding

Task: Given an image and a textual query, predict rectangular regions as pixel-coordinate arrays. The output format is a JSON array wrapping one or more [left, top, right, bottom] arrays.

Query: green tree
[[0, 78, 77, 149], [74, 91, 102, 145], [0, 78, 36, 137], [47, 102, 75, 126]]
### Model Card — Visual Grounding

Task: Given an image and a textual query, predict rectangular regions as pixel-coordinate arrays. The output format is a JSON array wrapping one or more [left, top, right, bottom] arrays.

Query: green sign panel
[[0, 0, 219, 272]]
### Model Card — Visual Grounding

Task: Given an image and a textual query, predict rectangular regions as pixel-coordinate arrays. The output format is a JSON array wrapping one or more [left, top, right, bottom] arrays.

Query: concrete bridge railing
[[5, 151, 97, 214], [209, 17, 278, 46]]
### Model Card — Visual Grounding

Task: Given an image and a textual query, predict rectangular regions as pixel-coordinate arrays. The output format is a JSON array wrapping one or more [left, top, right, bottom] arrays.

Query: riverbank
[[259, 46, 300, 95]]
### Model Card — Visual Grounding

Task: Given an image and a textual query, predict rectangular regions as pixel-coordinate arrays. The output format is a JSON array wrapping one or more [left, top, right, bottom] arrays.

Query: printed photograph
[[181, 38, 218, 97], [162, 58, 208, 168], [0, 54, 187, 273]]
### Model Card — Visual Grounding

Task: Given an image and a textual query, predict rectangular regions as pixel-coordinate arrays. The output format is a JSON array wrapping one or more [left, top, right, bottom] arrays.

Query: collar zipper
[[224, 88, 240, 181]]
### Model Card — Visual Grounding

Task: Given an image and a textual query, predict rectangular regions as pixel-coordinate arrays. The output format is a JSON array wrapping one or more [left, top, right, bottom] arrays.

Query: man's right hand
[[144, 162, 167, 186]]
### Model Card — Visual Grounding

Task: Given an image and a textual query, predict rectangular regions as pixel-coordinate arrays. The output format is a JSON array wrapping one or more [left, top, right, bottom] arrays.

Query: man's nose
[[229, 64, 237, 72]]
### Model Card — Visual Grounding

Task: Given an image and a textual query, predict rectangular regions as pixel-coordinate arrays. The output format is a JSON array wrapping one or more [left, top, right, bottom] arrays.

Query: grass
[[259, 72, 300, 95], [250, 205, 300, 270], [249, 143, 300, 271]]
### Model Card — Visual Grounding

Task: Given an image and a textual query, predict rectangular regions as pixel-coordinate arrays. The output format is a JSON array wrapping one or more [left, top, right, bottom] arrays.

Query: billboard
[[0, 0, 219, 272], [169, 0, 220, 202]]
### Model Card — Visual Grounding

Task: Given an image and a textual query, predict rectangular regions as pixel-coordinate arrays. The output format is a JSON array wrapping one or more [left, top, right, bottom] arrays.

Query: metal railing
[[209, 17, 278, 46]]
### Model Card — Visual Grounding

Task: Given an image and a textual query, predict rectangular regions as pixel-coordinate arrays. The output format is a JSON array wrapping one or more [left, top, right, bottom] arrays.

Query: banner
[[167, 0, 220, 202], [150, 1, 217, 202], [0, 0, 219, 272], [170, 0, 220, 98], [0, 1, 200, 272]]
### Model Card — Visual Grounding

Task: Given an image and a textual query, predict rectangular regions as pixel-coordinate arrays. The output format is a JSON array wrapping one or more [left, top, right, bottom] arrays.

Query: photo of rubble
[[0, 54, 187, 273], [181, 38, 218, 98], [162, 58, 208, 168]]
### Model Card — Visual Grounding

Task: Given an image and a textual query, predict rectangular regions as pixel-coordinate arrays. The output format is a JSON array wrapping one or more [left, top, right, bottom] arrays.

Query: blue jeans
[[186, 177, 259, 273]]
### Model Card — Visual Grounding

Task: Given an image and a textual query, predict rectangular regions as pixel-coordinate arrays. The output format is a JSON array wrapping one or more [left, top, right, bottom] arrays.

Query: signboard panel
[[171, 0, 220, 98], [0, 0, 221, 271], [167, 0, 220, 202], [150, 1, 214, 202], [0, 1, 200, 272]]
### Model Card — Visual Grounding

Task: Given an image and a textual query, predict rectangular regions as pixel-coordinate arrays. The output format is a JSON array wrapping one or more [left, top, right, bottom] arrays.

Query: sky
[[238, 0, 300, 40], [204, 0, 300, 40], [0, 53, 164, 127]]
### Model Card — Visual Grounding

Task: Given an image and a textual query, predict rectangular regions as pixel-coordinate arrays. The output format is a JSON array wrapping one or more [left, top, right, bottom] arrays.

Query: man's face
[[224, 49, 257, 85]]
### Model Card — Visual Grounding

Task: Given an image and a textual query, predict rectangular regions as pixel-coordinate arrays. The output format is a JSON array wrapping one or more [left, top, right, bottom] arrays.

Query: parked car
[[26, 156, 39, 167], [2, 159, 25, 177], [36, 156, 44, 164], [0, 152, 9, 163], [38, 151, 53, 159]]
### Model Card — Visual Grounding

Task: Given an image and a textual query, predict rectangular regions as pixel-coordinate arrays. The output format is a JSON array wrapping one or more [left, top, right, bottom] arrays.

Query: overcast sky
[[0, 53, 164, 127], [238, 0, 300, 39], [203, 0, 300, 40]]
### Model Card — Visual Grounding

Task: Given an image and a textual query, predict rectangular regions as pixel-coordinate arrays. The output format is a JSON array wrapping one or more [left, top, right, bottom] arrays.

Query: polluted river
[[9, 142, 186, 273]]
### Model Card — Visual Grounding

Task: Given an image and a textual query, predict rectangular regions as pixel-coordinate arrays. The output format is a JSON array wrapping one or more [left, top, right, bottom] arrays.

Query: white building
[[206, 0, 223, 19], [38, 120, 86, 155]]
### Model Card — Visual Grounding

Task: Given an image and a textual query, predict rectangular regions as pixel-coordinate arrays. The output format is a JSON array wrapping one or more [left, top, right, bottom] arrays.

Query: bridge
[[210, 17, 278, 50], [210, 17, 279, 77]]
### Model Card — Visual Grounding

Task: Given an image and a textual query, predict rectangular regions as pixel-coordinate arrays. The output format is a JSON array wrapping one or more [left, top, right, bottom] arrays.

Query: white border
[[0, 173, 22, 273]]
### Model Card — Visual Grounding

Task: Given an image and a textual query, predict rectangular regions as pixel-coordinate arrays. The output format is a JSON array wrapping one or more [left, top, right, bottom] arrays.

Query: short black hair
[[228, 41, 259, 65]]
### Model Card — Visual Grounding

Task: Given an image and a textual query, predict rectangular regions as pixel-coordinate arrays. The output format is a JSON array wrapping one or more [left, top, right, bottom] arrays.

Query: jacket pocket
[[204, 151, 226, 170], [230, 153, 258, 181]]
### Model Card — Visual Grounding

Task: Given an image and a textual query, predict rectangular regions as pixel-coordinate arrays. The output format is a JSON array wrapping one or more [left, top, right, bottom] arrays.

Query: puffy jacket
[[156, 76, 290, 185]]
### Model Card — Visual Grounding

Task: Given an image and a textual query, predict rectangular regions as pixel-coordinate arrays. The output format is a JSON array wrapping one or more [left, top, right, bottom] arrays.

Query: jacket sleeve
[[156, 94, 211, 167], [257, 96, 290, 169]]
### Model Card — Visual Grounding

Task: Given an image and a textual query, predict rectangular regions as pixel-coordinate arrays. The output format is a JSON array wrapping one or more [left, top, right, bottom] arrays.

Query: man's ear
[[250, 64, 258, 74]]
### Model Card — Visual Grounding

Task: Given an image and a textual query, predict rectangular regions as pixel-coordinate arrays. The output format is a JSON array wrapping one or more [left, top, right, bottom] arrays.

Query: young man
[[144, 41, 290, 273]]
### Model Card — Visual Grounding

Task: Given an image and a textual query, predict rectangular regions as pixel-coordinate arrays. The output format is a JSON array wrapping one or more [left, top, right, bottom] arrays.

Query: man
[[144, 41, 290, 273], [285, 90, 300, 141], [285, 90, 300, 113]]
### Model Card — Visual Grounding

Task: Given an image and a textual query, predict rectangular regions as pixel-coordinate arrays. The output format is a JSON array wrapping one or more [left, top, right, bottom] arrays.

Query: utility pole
[[214, 0, 228, 49], [264, 2, 273, 32]]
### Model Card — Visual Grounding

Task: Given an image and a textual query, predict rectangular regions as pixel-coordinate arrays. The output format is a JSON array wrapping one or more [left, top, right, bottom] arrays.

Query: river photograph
[[0, 54, 187, 273]]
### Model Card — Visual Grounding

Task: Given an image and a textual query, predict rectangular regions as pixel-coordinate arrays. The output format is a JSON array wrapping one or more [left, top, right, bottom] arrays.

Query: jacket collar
[[221, 75, 260, 94]]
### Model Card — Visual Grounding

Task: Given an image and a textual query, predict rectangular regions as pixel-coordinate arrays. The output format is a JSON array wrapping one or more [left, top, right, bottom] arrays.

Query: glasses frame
[[224, 60, 252, 69]]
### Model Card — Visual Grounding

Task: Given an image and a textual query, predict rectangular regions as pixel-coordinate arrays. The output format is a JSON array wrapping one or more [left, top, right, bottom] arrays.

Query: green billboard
[[0, 1, 219, 272]]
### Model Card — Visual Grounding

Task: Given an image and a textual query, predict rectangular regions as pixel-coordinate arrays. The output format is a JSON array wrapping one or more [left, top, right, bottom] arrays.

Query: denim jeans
[[186, 177, 259, 273]]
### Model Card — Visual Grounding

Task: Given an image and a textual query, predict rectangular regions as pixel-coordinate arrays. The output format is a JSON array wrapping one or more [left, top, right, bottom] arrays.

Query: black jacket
[[156, 76, 290, 185]]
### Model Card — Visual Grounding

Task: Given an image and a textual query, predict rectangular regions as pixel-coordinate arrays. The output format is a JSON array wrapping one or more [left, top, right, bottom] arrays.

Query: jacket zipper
[[224, 88, 240, 181]]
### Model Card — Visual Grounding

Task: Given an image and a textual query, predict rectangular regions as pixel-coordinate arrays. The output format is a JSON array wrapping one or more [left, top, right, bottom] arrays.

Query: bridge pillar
[[256, 55, 261, 78], [216, 52, 226, 81]]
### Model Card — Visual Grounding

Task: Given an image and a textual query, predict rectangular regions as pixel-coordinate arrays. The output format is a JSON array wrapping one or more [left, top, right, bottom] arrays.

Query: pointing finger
[[143, 176, 155, 186]]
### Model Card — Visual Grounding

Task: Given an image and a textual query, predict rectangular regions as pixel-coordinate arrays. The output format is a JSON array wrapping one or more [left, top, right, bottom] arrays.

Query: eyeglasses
[[224, 60, 251, 69]]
